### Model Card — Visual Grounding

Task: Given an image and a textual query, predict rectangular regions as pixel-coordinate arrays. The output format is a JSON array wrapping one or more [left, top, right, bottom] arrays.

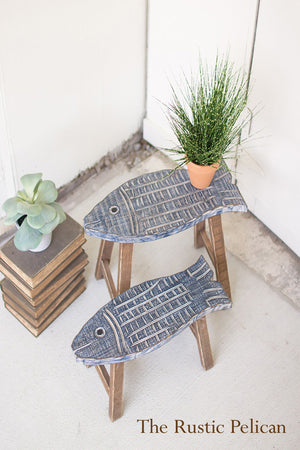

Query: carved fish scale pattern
[[110, 279, 194, 353], [84, 166, 247, 242], [72, 256, 232, 365]]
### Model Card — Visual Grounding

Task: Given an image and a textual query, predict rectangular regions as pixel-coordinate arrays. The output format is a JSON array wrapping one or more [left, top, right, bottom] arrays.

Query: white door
[[236, 0, 300, 256], [144, 0, 300, 255]]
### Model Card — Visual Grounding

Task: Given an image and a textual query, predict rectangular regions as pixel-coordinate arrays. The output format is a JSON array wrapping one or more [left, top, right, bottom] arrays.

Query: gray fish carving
[[84, 167, 247, 242], [71, 256, 231, 365]]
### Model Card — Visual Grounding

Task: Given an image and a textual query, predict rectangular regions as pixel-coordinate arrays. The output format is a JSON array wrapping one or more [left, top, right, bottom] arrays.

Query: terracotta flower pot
[[186, 160, 220, 189]]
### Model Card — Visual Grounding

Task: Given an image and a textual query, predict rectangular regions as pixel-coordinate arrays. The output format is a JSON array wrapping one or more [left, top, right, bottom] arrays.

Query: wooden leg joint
[[208, 215, 231, 299], [194, 215, 231, 299], [100, 260, 117, 299], [95, 240, 114, 280], [95, 364, 110, 395]]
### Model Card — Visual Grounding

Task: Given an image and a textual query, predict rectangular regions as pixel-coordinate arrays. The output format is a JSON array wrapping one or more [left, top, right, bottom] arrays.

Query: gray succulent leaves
[[2, 173, 66, 251]]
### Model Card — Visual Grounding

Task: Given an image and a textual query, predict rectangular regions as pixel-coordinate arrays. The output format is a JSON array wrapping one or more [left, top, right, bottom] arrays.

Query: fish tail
[[186, 256, 213, 282]]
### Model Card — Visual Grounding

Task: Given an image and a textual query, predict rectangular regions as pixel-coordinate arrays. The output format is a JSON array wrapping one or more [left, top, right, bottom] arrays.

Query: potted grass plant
[[165, 55, 250, 188], [2, 173, 66, 252]]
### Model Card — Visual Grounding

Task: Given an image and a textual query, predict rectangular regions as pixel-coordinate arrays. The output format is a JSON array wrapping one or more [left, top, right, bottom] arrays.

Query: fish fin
[[186, 256, 213, 282]]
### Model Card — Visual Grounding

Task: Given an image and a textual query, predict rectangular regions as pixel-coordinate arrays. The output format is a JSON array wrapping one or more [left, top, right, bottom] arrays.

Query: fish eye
[[95, 327, 105, 338], [109, 205, 119, 215]]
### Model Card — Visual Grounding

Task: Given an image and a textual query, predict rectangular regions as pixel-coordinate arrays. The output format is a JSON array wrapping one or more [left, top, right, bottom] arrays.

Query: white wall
[[144, 0, 257, 149], [1, 1, 299, 255], [143, 0, 300, 256], [0, 0, 146, 207]]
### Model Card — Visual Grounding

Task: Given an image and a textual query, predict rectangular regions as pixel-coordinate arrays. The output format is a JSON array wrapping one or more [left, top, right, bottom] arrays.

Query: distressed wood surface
[[117, 243, 133, 294], [101, 260, 117, 299], [93, 242, 133, 421], [2, 271, 85, 319], [84, 167, 247, 243], [4, 275, 85, 327], [209, 215, 231, 299], [81, 167, 246, 420], [194, 220, 206, 249], [109, 242, 133, 421], [95, 365, 110, 395], [109, 363, 125, 422], [6, 281, 86, 337], [1, 249, 88, 307], [193, 218, 231, 298], [0, 215, 85, 287], [0, 247, 84, 298], [190, 318, 214, 370], [95, 240, 114, 280], [0, 250, 88, 306], [0, 216, 88, 336], [72, 256, 231, 365]]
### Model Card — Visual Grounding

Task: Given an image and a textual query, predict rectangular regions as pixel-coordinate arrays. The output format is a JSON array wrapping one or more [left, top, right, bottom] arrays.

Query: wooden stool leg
[[194, 221, 205, 248], [109, 363, 125, 421], [95, 240, 114, 280], [108, 242, 134, 421], [190, 317, 214, 370], [117, 243, 134, 294], [208, 215, 231, 299]]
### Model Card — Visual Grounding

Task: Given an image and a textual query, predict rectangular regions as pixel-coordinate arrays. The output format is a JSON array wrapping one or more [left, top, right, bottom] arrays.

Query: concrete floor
[[0, 154, 299, 450]]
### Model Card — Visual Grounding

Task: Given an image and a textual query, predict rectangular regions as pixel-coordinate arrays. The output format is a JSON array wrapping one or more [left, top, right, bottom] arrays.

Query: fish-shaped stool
[[72, 256, 231, 365], [84, 166, 247, 242]]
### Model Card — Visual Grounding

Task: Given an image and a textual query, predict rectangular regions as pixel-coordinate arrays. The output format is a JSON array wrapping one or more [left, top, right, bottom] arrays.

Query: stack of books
[[0, 214, 88, 336]]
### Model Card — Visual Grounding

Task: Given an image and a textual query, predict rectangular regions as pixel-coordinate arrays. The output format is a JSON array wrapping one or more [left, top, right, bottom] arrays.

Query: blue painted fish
[[71, 256, 231, 365], [84, 167, 247, 242]]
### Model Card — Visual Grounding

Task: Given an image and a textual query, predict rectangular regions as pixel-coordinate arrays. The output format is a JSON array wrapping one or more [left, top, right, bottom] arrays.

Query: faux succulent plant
[[2, 173, 66, 251]]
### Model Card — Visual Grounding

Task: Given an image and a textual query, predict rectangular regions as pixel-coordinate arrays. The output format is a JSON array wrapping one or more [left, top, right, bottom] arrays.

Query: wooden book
[[0, 247, 85, 298], [5, 281, 86, 337], [0, 251, 88, 305], [1, 270, 85, 318], [3, 273, 85, 325], [0, 214, 85, 288]]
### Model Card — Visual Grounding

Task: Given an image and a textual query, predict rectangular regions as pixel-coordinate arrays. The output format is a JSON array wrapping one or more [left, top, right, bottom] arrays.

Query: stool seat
[[76, 166, 247, 421], [72, 256, 231, 365], [83, 167, 247, 243]]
